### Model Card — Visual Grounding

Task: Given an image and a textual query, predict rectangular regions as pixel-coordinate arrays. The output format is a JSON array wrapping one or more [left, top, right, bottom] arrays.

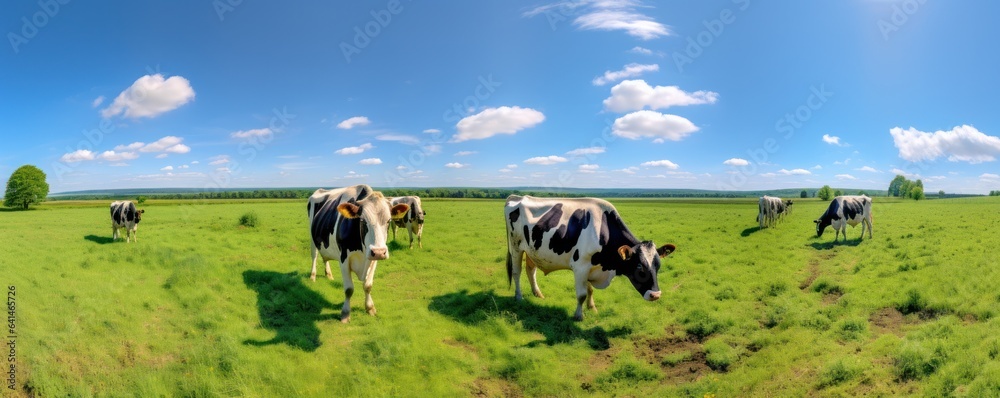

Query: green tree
[[800, 190, 808, 198], [858, 191, 868, 196], [938, 190, 945, 198], [833, 189, 844, 197], [888, 175, 907, 197], [4, 165, 49, 209], [817, 185, 834, 201], [910, 186, 925, 200], [136, 196, 148, 205], [899, 180, 913, 198]]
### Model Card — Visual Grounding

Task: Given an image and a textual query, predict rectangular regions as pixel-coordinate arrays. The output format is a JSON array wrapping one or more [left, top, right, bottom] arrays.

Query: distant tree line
[[990, 190, 1000, 196], [888, 175, 925, 200]]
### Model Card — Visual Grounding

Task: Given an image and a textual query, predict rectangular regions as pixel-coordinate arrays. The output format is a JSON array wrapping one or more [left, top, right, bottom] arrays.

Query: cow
[[814, 195, 873, 242], [307, 184, 409, 322], [110, 201, 144, 243], [389, 196, 425, 249], [757, 196, 788, 228], [504, 195, 676, 321]]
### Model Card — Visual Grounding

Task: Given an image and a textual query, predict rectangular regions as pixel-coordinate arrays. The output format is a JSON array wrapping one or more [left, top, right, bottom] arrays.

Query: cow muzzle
[[369, 247, 388, 260], [644, 290, 661, 301]]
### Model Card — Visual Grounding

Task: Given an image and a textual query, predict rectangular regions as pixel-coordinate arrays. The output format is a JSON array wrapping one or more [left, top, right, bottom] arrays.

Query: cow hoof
[[326, 273, 334, 280], [341, 316, 351, 324], [573, 314, 584, 322], [532, 292, 545, 299], [366, 307, 377, 316], [310, 274, 317, 282]]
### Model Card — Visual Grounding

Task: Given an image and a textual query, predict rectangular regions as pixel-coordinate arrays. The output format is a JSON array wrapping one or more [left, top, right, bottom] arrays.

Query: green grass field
[[2, 197, 999, 397]]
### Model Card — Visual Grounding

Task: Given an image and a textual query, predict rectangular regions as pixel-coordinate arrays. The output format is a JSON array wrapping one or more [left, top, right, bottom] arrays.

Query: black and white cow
[[110, 200, 144, 242], [307, 184, 409, 322], [389, 196, 425, 249], [757, 196, 788, 228], [504, 195, 676, 321], [814, 195, 873, 242]]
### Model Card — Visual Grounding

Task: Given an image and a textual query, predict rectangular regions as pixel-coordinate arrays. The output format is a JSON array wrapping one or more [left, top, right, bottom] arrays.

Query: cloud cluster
[[889, 125, 1000, 163], [524, 156, 568, 165], [101, 74, 195, 119], [337, 116, 370, 130], [335, 143, 374, 155], [453, 106, 545, 142], [593, 63, 658, 86], [603, 80, 718, 113], [611, 110, 698, 141]]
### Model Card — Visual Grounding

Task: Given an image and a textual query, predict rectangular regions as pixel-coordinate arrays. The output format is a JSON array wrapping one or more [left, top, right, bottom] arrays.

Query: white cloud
[[209, 155, 231, 165], [524, 156, 568, 165], [161, 166, 174, 171], [114, 142, 144, 151], [216, 167, 231, 173], [629, 46, 653, 55], [454, 151, 478, 156], [101, 74, 195, 119], [524, 1, 670, 40], [155, 154, 168, 159], [358, 158, 382, 165], [856, 166, 881, 173], [139, 136, 190, 154], [836, 174, 856, 180], [723, 158, 749, 167], [813, 165, 823, 170], [191, 160, 199, 164], [97, 151, 138, 162], [506, 164, 518, 169], [578, 164, 599, 173], [376, 134, 420, 144], [445, 162, 468, 169], [612, 110, 699, 141], [778, 168, 812, 175], [60, 150, 95, 162], [891, 168, 920, 178], [453, 106, 545, 142], [337, 116, 370, 130], [178, 164, 189, 169], [335, 143, 374, 155], [980, 173, 1000, 180], [822, 134, 846, 146], [616, 166, 639, 174], [423, 128, 441, 134], [231, 128, 272, 139], [593, 63, 659, 86], [890, 125, 1000, 163], [109, 163, 128, 167], [566, 147, 606, 156], [422, 144, 443, 154], [641, 160, 679, 169], [91, 96, 105, 108], [603, 80, 718, 113]]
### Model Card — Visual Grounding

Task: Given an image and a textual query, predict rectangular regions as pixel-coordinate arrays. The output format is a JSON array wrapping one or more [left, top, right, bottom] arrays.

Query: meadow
[[2, 196, 999, 397]]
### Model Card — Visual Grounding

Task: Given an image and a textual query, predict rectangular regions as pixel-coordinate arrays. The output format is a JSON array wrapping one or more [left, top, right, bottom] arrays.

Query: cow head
[[813, 217, 830, 237], [616, 241, 675, 301], [337, 192, 409, 261], [136, 209, 144, 223]]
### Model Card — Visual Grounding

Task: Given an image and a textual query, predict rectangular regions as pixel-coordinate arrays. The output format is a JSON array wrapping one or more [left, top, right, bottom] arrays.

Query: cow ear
[[657, 244, 676, 258], [813, 219, 820, 224], [139, 209, 145, 213], [617, 245, 633, 261], [337, 203, 361, 219], [390, 204, 410, 219]]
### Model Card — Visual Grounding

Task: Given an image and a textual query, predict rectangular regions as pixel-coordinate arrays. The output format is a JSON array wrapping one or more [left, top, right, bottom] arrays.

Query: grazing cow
[[814, 195, 873, 242], [389, 196, 425, 249], [307, 184, 409, 322], [504, 195, 676, 321], [757, 196, 788, 228], [110, 201, 144, 242]]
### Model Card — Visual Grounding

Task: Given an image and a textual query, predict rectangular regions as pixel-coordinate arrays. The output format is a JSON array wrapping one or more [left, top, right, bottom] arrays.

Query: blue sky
[[3, 0, 1000, 194]]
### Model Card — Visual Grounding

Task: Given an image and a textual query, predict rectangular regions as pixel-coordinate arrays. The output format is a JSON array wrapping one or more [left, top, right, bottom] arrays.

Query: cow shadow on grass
[[242, 270, 339, 352], [84, 235, 115, 244], [429, 290, 630, 351], [740, 226, 763, 237], [809, 237, 865, 250]]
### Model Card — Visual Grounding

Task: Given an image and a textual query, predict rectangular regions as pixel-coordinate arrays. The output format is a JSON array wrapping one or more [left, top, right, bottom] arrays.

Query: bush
[[817, 185, 834, 201], [681, 309, 725, 340], [894, 342, 944, 381], [239, 211, 260, 228], [818, 360, 862, 388], [704, 338, 738, 371]]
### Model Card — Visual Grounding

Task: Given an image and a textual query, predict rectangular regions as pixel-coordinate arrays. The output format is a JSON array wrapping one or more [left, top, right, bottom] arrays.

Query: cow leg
[[310, 246, 319, 282], [586, 283, 597, 311], [416, 225, 423, 249], [510, 250, 524, 301], [340, 263, 354, 323], [133, 228, 138, 243], [407, 228, 414, 249], [866, 217, 874, 239], [525, 256, 544, 299], [112, 226, 117, 241], [363, 261, 377, 316]]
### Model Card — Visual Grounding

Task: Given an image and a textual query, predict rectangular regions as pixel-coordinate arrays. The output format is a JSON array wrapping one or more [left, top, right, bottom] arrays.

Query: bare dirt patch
[[634, 328, 713, 384], [799, 262, 820, 291], [471, 377, 523, 398], [869, 307, 910, 336], [822, 291, 843, 305]]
